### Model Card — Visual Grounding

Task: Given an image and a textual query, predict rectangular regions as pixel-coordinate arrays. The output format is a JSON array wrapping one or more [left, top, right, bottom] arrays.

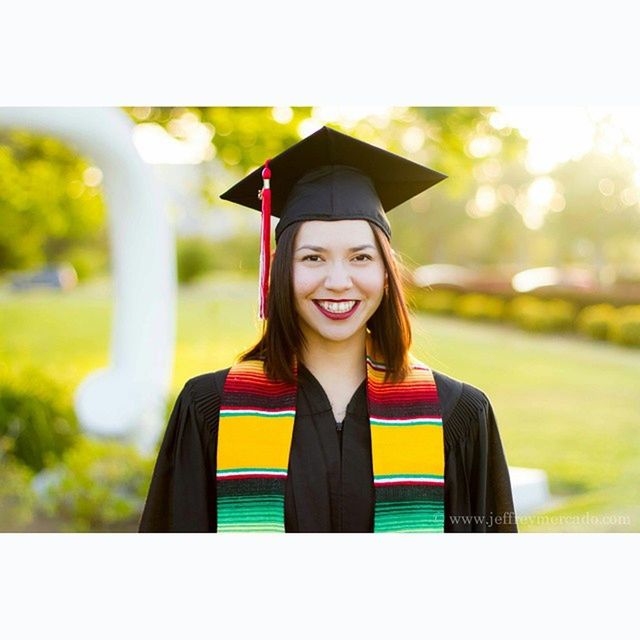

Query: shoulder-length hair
[[239, 220, 413, 384]]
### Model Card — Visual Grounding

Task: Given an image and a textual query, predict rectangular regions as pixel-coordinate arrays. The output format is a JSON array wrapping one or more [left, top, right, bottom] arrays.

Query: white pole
[[0, 107, 176, 452]]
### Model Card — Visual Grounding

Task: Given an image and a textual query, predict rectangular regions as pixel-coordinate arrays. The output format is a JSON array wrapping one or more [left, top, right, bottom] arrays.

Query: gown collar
[[296, 361, 368, 418]]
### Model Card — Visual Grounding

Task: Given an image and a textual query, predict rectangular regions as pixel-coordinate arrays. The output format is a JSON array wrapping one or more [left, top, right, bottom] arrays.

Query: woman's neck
[[300, 328, 367, 384]]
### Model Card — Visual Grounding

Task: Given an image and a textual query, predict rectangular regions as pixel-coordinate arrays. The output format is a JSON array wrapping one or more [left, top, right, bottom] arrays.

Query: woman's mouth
[[313, 299, 360, 320]]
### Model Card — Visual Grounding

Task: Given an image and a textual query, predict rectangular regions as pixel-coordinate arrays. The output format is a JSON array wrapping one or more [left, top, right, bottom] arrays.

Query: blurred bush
[[61, 245, 109, 281], [409, 285, 640, 350], [35, 436, 154, 532], [0, 438, 36, 531], [453, 293, 505, 322], [177, 237, 214, 284], [608, 305, 640, 347], [177, 234, 260, 284], [408, 287, 459, 315], [576, 304, 617, 341], [0, 368, 79, 472], [506, 295, 576, 333]]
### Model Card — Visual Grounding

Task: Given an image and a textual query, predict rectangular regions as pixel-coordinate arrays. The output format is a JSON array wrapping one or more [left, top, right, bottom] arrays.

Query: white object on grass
[[0, 107, 176, 452]]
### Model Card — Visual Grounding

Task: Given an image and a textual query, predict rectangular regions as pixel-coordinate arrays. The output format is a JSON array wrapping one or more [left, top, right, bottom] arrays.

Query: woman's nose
[[324, 261, 353, 290]]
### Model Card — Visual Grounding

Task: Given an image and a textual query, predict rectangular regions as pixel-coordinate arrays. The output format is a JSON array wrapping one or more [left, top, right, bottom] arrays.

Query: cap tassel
[[258, 160, 272, 319]]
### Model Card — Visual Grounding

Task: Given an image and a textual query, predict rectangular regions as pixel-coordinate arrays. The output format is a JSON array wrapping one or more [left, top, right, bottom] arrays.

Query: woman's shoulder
[[432, 369, 491, 408], [185, 367, 232, 396], [180, 367, 232, 424], [431, 369, 494, 447]]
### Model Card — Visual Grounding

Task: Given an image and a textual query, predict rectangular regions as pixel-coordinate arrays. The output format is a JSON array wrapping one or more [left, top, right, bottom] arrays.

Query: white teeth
[[317, 300, 357, 313]]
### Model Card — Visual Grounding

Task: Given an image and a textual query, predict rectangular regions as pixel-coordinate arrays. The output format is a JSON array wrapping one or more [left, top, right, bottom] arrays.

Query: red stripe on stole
[[368, 379, 436, 391], [369, 390, 438, 404], [226, 378, 296, 396], [225, 386, 294, 399], [369, 381, 437, 395], [228, 372, 294, 390], [368, 377, 436, 388]]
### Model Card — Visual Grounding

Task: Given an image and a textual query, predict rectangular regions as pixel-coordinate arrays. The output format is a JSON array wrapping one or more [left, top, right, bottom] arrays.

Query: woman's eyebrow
[[295, 243, 376, 252]]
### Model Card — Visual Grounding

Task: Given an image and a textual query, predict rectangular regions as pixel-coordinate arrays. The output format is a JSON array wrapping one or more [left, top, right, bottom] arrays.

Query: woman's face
[[292, 219, 386, 346]]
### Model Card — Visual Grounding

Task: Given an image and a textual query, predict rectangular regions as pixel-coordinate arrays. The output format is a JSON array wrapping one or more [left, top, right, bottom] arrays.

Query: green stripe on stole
[[216, 337, 445, 532]]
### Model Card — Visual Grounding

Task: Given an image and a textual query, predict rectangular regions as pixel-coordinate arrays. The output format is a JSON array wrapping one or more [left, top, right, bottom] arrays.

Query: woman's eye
[[301, 254, 373, 262]]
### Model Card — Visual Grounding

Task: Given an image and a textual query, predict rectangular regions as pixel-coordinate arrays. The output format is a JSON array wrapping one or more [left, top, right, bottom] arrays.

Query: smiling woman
[[140, 126, 518, 533], [293, 221, 387, 358]]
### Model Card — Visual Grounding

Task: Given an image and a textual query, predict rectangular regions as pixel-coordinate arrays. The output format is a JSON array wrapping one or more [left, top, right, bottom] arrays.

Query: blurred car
[[10, 265, 78, 292], [413, 263, 477, 289], [413, 263, 516, 296], [512, 267, 597, 293]]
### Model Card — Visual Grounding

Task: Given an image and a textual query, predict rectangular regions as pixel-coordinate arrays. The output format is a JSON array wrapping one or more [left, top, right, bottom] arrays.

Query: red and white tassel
[[258, 160, 272, 319]]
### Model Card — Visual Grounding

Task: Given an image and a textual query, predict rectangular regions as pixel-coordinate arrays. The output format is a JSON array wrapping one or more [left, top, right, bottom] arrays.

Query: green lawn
[[2, 276, 639, 532]]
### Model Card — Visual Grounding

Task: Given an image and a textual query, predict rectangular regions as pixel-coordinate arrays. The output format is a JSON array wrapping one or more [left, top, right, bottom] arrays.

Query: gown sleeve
[[138, 375, 220, 532], [442, 378, 517, 533]]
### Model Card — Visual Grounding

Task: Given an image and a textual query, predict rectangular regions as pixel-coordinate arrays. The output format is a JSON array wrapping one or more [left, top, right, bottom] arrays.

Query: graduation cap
[[220, 125, 447, 318]]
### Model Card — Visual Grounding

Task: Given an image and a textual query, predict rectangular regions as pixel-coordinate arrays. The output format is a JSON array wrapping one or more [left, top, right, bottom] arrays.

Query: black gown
[[139, 363, 517, 533]]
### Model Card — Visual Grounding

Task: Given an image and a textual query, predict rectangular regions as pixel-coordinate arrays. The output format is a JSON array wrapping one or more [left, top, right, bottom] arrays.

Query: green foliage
[[0, 129, 107, 273], [177, 234, 260, 284], [0, 367, 79, 472], [177, 237, 215, 284], [36, 436, 154, 532], [410, 287, 640, 353], [0, 439, 36, 531], [124, 106, 314, 174], [506, 295, 576, 333], [576, 303, 618, 340], [453, 292, 505, 321], [408, 287, 459, 315], [61, 244, 109, 281], [608, 305, 640, 347], [124, 106, 535, 270]]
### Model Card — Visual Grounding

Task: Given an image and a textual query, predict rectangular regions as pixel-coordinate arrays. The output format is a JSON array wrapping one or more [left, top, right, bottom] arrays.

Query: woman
[[139, 126, 517, 533]]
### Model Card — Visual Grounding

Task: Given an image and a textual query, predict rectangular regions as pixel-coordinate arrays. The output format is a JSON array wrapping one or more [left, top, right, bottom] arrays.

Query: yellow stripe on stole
[[217, 414, 295, 470], [367, 350, 443, 477], [370, 423, 444, 476]]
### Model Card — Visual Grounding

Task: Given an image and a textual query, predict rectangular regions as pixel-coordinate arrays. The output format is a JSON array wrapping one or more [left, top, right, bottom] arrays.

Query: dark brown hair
[[239, 220, 413, 383]]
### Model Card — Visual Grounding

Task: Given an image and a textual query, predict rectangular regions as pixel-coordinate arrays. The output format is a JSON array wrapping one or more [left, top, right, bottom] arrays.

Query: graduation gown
[[139, 364, 517, 533]]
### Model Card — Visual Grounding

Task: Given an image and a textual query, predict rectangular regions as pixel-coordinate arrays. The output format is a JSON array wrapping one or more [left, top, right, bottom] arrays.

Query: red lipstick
[[312, 300, 360, 320]]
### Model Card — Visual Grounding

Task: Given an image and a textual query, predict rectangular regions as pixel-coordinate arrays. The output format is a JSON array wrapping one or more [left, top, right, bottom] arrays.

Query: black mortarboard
[[219, 125, 447, 318]]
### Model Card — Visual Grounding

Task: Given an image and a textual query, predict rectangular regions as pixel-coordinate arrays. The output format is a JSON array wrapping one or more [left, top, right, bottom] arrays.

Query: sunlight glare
[[498, 107, 594, 174], [82, 166, 103, 187], [272, 107, 293, 124], [475, 185, 497, 214], [401, 126, 425, 153], [133, 122, 213, 164]]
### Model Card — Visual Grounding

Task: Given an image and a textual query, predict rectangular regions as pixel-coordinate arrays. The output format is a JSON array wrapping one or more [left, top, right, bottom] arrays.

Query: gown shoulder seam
[[444, 380, 492, 447], [182, 369, 231, 435]]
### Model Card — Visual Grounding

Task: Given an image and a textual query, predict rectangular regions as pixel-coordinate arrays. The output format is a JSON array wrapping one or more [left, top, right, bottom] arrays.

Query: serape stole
[[217, 336, 444, 532]]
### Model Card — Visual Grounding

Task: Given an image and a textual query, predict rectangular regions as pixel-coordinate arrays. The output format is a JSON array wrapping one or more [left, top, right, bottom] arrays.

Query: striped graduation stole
[[217, 336, 444, 532]]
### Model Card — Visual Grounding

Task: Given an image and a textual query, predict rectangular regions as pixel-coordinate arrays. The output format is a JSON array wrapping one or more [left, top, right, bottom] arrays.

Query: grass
[[1, 275, 639, 532]]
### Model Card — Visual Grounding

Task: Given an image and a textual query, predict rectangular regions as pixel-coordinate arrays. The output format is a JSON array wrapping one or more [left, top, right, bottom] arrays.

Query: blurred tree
[[0, 129, 107, 274], [124, 106, 529, 269], [6, 107, 638, 280], [546, 148, 640, 280]]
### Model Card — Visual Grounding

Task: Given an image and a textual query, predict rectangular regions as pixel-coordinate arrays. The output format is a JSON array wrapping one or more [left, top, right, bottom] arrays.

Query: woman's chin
[[306, 323, 366, 344]]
